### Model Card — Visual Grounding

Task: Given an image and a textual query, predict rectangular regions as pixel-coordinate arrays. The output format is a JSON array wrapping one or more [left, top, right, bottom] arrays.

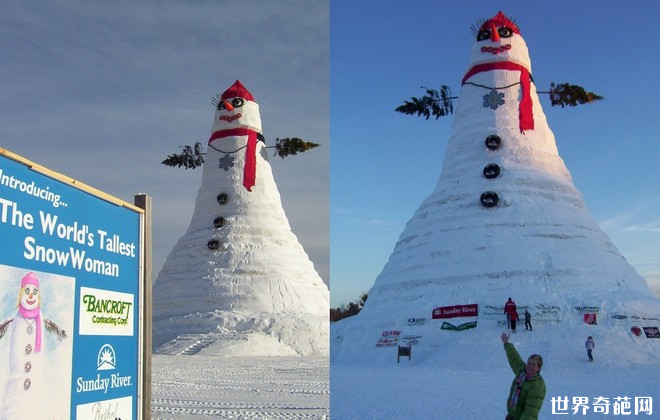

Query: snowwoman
[[0, 272, 67, 419]]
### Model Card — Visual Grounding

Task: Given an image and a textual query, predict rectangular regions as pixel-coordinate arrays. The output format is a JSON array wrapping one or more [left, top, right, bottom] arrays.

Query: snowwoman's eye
[[477, 29, 490, 41], [231, 98, 245, 108], [32, 289, 38, 296], [498, 27, 513, 38]]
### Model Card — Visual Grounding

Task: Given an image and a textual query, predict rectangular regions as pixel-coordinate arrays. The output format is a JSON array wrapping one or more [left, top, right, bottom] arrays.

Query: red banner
[[583, 313, 597, 325], [432, 304, 478, 319]]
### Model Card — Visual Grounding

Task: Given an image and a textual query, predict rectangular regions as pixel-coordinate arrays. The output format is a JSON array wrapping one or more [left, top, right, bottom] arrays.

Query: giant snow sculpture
[[332, 12, 660, 364], [154, 81, 328, 356]]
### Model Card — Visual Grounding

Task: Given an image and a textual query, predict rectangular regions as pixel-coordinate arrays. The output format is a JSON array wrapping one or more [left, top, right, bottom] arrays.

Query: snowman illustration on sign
[[0, 272, 68, 418]]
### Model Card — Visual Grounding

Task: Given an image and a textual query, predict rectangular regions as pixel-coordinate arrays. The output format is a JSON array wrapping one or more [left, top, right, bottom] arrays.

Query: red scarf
[[209, 128, 258, 191], [462, 61, 534, 133]]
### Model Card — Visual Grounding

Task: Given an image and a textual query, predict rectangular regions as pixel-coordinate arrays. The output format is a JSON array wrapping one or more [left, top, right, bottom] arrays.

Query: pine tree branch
[[538, 83, 604, 107], [273, 137, 321, 158], [397, 83, 603, 120], [162, 138, 320, 170], [162, 142, 206, 169], [395, 86, 456, 119]]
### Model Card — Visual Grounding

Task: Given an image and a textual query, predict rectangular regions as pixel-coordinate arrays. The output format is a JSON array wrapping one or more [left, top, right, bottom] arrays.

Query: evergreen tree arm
[[396, 82, 603, 122], [539, 83, 604, 107], [273, 137, 321, 158], [162, 142, 206, 169], [395, 86, 456, 119]]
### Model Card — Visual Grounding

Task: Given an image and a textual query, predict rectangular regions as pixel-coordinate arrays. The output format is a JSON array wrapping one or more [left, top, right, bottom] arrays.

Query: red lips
[[219, 113, 242, 123]]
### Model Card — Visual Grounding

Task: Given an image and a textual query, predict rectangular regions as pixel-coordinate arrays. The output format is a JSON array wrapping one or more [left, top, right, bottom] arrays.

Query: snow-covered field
[[331, 318, 660, 419], [151, 355, 329, 419], [331, 360, 658, 419]]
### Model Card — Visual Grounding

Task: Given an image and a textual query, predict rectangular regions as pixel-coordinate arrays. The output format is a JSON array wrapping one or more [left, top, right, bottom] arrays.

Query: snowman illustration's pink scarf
[[19, 303, 42, 352], [462, 61, 534, 133], [209, 128, 258, 191]]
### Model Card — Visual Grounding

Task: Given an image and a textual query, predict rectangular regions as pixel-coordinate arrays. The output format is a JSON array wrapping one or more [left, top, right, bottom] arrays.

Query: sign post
[[0, 149, 151, 419]]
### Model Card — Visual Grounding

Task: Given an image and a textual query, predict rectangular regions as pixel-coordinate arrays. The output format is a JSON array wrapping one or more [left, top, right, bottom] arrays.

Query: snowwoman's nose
[[489, 22, 500, 42], [223, 100, 234, 111]]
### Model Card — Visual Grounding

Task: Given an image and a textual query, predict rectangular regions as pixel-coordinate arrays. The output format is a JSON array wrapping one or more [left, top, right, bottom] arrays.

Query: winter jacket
[[585, 338, 595, 350], [504, 343, 546, 420], [504, 300, 517, 315]]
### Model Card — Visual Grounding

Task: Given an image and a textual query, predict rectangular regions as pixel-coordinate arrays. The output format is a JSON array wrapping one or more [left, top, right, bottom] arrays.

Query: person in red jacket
[[504, 297, 517, 329]]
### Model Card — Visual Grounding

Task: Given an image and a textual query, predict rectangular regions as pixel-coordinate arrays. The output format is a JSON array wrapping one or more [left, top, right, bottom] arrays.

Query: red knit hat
[[221, 80, 254, 101]]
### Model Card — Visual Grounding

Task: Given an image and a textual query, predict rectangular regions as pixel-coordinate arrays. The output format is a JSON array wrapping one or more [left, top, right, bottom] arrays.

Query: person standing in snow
[[524, 310, 532, 331], [504, 298, 517, 329], [510, 311, 519, 333], [585, 336, 595, 361], [500, 333, 546, 420]]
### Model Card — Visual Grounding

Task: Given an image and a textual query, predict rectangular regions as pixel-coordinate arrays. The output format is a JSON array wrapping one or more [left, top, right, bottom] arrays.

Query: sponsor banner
[[79, 287, 134, 336], [432, 304, 478, 319], [483, 304, 530, 315], [643, 327, 660, 339], [401, 335, 422, 346], [407, 317, 426, 326], [481, 304, 504, 316], [440, 321, 477, 331], [574, 305, 600, 314], [631, 314, 660, 322], [533, 304, 562, 321], [376, 330, 400, 347], [583, 313, 597, 325], [76, 395, 132, 419]]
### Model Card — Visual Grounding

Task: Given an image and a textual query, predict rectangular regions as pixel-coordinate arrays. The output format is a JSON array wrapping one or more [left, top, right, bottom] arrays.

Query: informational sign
[[642, 327, 660, 339], [406, 317, 426, 326], [432, 304, 478, 319], [375, 330, 400, 347], [0, 150, 148, 419]]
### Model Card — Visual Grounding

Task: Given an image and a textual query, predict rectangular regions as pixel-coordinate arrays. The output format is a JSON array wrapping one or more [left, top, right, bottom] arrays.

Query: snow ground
[[331, 321, 660, 419], [331, 361, 658, 419], [151, 355, 329, 419]]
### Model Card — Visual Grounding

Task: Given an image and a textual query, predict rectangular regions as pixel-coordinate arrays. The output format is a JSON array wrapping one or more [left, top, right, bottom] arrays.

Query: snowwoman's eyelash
[[470, 16, 519, 38], [470, 19, 488, 38]]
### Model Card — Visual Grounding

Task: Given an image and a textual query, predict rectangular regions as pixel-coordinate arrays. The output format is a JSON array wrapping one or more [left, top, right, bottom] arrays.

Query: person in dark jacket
[[524, 310, 532, 331], [501, 333, 546, 420]]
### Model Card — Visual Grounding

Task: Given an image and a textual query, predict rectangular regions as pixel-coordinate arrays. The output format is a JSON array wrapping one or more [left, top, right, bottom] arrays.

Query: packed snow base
[[151, 355, 329, 419], [331, 304, 660, 418]]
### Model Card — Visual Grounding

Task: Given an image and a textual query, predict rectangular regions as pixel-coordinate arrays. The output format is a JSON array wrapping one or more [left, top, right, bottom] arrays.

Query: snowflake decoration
[[483, 89, 505, 109], [218, 154, 235, 171]]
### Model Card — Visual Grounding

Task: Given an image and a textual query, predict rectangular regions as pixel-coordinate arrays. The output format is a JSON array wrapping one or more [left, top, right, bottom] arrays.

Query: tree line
[[330, 292, 367, 322]]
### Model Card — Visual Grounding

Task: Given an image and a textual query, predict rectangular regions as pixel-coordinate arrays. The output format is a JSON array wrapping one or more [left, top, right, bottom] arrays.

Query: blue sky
[[1, 1, 329, 286], [2, 1, 658, 310], [330, 1, 660, 306]]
